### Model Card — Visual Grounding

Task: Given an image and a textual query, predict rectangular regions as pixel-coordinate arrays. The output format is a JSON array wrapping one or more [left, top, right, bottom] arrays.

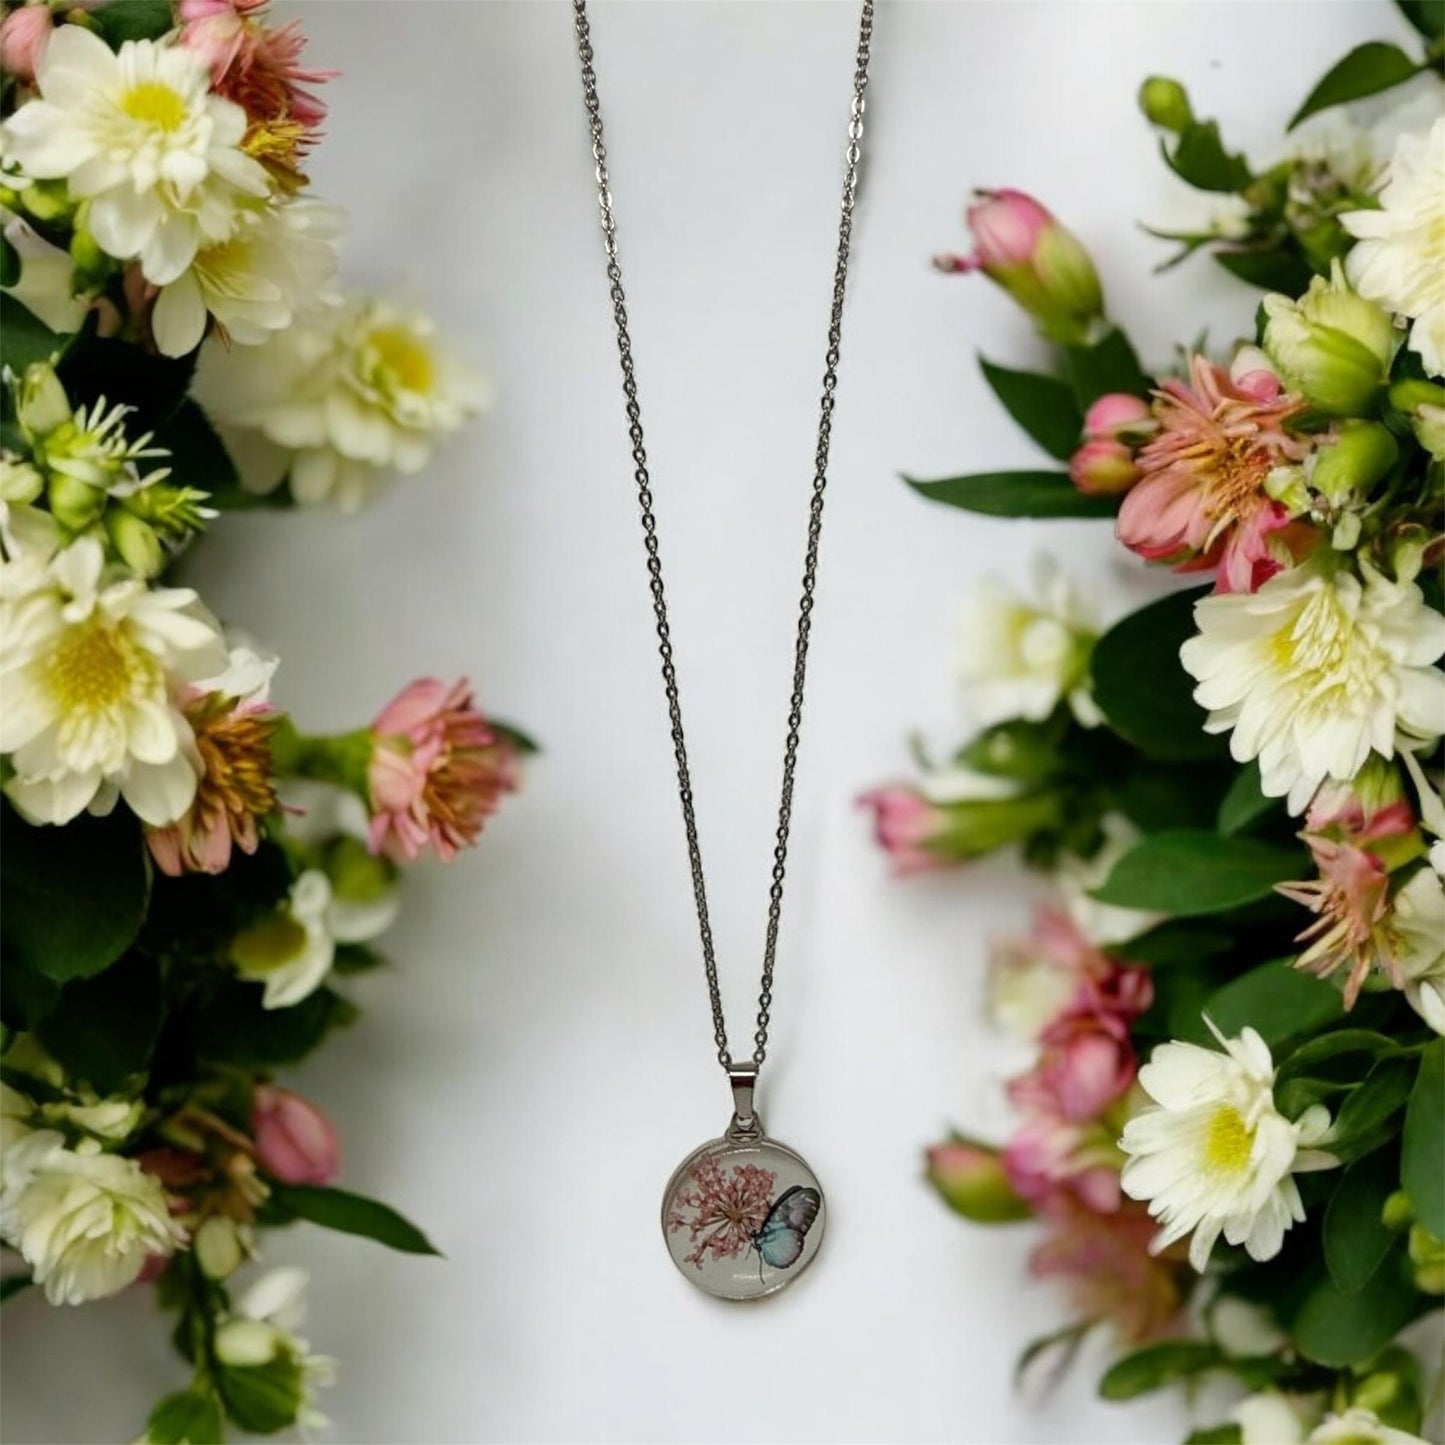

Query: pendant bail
[[727, 1063, 761, 1138]]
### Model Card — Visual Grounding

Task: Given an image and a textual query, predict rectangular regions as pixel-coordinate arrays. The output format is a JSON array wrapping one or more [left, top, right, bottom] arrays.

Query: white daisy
[[957, 554, 1099, 729], [1342, 116, 1445, 378], [1120, 1021, 1336, 1272], [194, 296, 489, 512], [0, 27, 271, 285], [229, 869, 336, 1009], [0, 536, 227, 825], [1181, 562, 1445, 814], [1308, 1409, 1430, 1445], [151, 198, 343, 359]]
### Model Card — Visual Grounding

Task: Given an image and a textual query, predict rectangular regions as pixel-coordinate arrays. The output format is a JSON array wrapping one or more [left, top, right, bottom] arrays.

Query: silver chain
[[573, 0, 874, 1075]]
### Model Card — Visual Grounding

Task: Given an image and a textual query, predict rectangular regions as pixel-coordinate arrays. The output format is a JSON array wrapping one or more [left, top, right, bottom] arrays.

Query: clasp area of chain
[[726, 1063, 762, 1139]]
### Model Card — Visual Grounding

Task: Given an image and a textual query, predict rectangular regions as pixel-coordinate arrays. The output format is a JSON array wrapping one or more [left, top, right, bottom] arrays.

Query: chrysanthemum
[[194, 298, 489, 511], [1394, 864, 1445, 1034], [1117, 354, 1311, 594], [1343, 116, 1445, 378], [0, 536, 227, 825], [1181, 563, 1445, 814], [0, 28, 272, 285], [1120, 1023, 1336, 1272], [151, 197, 342, 358], [958, 555, 1099, 727]]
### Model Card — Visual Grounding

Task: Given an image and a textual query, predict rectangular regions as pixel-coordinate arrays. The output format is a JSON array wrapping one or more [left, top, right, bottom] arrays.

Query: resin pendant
[[661, 1068, 825, 1301]]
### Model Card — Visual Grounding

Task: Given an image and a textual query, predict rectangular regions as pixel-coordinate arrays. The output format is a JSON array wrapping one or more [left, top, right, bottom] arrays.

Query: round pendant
[[661, 1133, 826, 1301]]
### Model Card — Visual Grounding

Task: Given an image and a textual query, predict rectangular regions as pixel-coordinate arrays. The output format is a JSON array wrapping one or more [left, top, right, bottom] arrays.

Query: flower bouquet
[[864, 8, 1445, 1442], [0, 2, 523, 1438]]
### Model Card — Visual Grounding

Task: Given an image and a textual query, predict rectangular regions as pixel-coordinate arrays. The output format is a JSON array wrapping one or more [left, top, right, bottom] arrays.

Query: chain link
[[573, 0, 874, 1074]]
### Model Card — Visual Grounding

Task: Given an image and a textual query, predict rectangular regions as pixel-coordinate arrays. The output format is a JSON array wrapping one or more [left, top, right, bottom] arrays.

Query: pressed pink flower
[[367, 678, 516, 863], [857, 786, 950, 874], [147, 693, 278, 878], [250, 1085, 340, 1186], [1278, 836, 1398, 1007], [1117, 354, 1313, 593], [1030, 1199, 1189, 1344], [0, 4, 51, 83], [665, 1155, 777, 1269]]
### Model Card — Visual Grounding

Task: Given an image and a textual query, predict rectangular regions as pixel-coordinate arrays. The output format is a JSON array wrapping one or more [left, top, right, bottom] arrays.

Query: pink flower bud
[[1069, 438, 1139, 496], [251, 1085, 340, 1186], [1083, 392, 1152, 442], [0, 5, 52, 84], [1229, 345, 1285, 402], [926, 1140, 1031, 1223], [857, 786, 948, 875], [937, 189, 1104, 344]]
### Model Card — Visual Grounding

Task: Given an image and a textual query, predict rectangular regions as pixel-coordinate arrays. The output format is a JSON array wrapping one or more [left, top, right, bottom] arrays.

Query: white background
[[1, 2, 1413, 1441]]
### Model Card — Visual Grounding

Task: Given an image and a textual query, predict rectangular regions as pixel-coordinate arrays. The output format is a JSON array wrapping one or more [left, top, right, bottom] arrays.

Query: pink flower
[[665, 1155, 777, 1269], [147, 692, 277, 878], [857, 786, 950, 874], [1278, 836, 1397, 1008], [1002, 1108, 1123, 1215], [367, 678, 517, 863], [1116, 354, 1314, 593], [1030, 1200, 1188, 1344], [0, 4, 51, 83], [1031, 1026, 1137, 1123], [180, 0, 333, 190], [1306, 769, 1416, 847], [250, 1085, 340, 1186], [1070, 438, 1139, 496], [934, 189, 1103, 343]]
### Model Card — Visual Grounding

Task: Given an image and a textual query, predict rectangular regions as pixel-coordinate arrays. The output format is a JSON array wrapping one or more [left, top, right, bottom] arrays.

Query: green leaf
[[489, 719, 541, 756], [1293, 1245, 1421, 1365], [1395, 0, 1445, 41], [978, 357, 1083, 461], [1402, 1039, 1445, 1238], [1203, 959, 1343, 1044], [1112, 758, 1230, 834], [1091, 831, 1303, 916], [1099, 1341, 1223, 1401], [1289, 43, 1424, 131], [1115, 921, 1235, 969], [0, 292, 68, 374], [0, 235, 19, 289], [0, 957, 61, 1034], [267, 1183, 441, 1256], [1214, 248, 1318, 295], [35, 952, 161, 1094], [1064, 326, 1151, 407], [1278, 1029, 1402, 1082], [902, 470, 1118, 519], [1091, 589, 1227, 762], [0, 804, 149, 983], [90, 0, 177, 46], [1218, 761, 1281, 836], [1329, 1057, 1415, 1163], [1162, 121, 1252, 193], [1185, 1428, 1243, 1445], [145, 1389, 225, 1445], [59, 336, 197, 429], [192, 982, 357, 1069], [216, 1354, 303, 1436], [1325, 1155, 1399, 1295], [153, 399, 238, 497]]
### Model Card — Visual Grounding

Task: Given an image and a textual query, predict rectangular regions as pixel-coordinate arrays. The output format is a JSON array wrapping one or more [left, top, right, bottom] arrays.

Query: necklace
[[573, 0, 874, 1302]]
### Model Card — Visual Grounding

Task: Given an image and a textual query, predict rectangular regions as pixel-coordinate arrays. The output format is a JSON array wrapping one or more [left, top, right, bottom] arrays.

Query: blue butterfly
[[751, 1185, 821, 1274]]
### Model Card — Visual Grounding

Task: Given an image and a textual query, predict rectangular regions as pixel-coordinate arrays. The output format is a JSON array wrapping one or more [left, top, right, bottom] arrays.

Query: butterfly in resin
[[751, 1184, 822, 1273]]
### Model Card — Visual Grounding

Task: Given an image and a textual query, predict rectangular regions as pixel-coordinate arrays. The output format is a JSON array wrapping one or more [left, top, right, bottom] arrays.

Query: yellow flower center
[[120, 81, 188, 134], [41, 619, 161, 714], [1203, 1104, 1254, 1174], [230, 913, 308, 975], [369, 326, 435, 395]]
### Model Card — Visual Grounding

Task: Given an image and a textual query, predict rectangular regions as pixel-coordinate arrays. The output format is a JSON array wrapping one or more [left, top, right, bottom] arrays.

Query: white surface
[[1, 2, 1403, 1441]]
